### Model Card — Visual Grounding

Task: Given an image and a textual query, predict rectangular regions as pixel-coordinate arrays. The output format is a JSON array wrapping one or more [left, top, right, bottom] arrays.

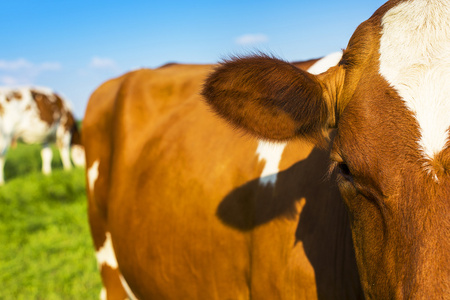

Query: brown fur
[[202, 55, 328, 143], [31, 90, 60, 126], [6, 91, 22, 102], [29, 90, 81, 146], [291, 58, 321, 70], [84, 62, 363, 299]]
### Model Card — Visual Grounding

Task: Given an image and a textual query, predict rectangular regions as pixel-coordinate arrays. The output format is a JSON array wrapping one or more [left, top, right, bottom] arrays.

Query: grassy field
[[0, 144, 101, 299]]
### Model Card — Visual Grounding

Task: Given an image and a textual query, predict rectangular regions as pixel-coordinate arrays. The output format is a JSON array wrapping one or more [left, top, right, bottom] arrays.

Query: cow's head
[[202, 0, 450, 298]]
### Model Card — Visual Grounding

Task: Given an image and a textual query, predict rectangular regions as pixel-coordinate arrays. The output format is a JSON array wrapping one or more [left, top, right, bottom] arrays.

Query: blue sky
[[0, 1, 385, 118]]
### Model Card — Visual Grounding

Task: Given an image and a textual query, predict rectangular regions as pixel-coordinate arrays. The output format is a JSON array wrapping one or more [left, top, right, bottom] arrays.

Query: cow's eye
[[338, 162, 352, 179], [330, 151, 353, 181]]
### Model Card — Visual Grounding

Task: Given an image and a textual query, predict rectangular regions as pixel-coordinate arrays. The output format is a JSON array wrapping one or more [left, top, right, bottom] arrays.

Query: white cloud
[[0, 58, 32, 71], [0, 76, 19, 86], [89, 56, 117, 69], [0, 58, 61, 72], [0, 58, 62, 86], [235, 34, 269, 46], [39, 62, 62, 71]]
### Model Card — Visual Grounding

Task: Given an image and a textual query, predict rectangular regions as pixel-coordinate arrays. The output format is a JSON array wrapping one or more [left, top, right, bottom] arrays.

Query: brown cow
[[83, 53, 361, 299], [203, 0, 450, 299]]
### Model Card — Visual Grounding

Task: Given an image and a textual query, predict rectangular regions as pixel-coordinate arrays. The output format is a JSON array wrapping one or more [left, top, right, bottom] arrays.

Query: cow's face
[[330, 2, 450, 298], [203, 0, 450, 298]]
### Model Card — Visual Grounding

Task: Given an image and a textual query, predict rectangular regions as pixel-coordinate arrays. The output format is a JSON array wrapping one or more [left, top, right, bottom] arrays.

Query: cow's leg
[[70, 144, 86, 168], [59, 144, 72, 170], [57, 128, 73, 171], [0, 156, 5, 185], [89, 210, 131, 300], [87, 160, 132, 300], [0, 135, 11, 184], [41, 144, 53, 175], [0, 143, 6, 185]]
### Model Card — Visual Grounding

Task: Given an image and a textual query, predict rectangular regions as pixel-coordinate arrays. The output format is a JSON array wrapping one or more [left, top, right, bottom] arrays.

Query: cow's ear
[[202, 55, 337, 143]]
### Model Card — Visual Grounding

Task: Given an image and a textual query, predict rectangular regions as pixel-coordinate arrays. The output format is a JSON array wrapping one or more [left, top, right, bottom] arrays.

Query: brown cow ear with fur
[[202, 55, 331, 143]]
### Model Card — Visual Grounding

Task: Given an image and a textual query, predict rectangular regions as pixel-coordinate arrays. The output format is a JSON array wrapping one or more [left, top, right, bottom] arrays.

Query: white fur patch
[[97, 232, 138, 299], [379, 0, 450, 163], [96, 232, 118, 269], [88, 160, 100, 193], [307, 51, 343, 75], [100, 287, 107, 300], [58, 130, 72, 170], [256, 141, 287, 186], [41, 147, 53, 175], [71, 145, 86, 167]]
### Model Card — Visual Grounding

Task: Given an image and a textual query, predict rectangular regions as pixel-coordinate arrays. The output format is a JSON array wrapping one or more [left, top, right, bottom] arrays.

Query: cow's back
[[84, 64, 362, 299]]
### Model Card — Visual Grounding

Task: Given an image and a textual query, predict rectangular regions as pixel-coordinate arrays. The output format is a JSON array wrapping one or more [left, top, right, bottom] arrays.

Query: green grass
[[3, 143, 64, 181], [0, 144, 101, 299]]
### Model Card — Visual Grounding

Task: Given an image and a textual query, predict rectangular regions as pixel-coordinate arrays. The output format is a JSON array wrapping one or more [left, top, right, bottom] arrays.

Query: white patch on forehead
[[307, 51, 343, 75], [96, 232, 118, 269], [88, 160, 100, 193], [379, 0, 450, 162], [256, 141, 287, 186]]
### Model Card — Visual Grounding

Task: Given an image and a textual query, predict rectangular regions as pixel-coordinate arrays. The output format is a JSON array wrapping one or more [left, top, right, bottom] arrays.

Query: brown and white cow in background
[[0, 87, 85, 184]]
